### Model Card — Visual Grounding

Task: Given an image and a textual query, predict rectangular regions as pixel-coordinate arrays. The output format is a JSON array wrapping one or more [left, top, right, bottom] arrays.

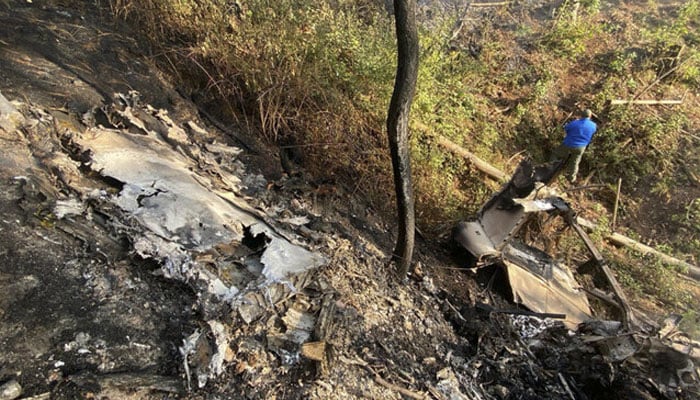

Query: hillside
[[104, 0, 700, 267], [0, 1, 699, 400]]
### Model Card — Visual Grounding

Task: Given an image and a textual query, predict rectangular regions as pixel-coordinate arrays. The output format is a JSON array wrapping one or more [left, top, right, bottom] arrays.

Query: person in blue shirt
[[550, 109, 597, 183]]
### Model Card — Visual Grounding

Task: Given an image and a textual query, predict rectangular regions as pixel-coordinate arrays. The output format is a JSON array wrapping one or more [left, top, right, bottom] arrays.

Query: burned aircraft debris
[[452, 159, 700, 396], [12, 91, 331, 389], [453, 160, 594, 329]]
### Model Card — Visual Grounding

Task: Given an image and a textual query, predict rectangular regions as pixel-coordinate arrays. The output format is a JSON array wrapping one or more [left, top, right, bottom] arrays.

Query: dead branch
[[470, 1, 511, 6], [436, 135, 507, 181], [633, 46, 693, 100], [18, 393, 50, 400], [609, 99, 682, 105], [448, 17, 466, 43], [612, 178, 622, 230], [428, 385, 448, 400], [558, 373, 576, 400], [562, 184, 608, 193], [340, 355, 428, 399], [374, 374, 428, 400], [443, 297, 468, 322], [67, 371, 183, 395], [576, 217, 700, 280]]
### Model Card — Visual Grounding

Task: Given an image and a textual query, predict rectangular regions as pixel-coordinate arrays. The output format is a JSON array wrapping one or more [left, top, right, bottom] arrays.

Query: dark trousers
[[550, 144, 586, 182]]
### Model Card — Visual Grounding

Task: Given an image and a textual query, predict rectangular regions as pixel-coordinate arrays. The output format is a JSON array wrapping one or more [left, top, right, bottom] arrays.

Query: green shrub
[[610, 252, 692, 308], [537, 0, 600, 58]]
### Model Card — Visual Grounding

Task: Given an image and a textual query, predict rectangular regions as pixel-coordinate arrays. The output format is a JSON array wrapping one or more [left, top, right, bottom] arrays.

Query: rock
[[0, 379, 22, 400], [435, 368, 470, 400], [492, 384, 509, 399], [0, 92, 25, 134]]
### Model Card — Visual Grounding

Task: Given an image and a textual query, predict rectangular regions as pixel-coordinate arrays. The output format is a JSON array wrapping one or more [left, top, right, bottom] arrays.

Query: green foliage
[[608, 50, 639, 75], [611, 253, 692, 308], [686, 198, 700, 226], [635, 0, 700, 90], [412, 146, 484, 228], [537, 0, 600, 58], [671, 198, 700, 258], [680, 309, 700, 341], [641, 0, 699, 48], [674, 44, 700, 88], [590, 103, 688, 188], [407, 17, 509, 227], [579, 0, 601, 14], [588, 211, 611, 244]]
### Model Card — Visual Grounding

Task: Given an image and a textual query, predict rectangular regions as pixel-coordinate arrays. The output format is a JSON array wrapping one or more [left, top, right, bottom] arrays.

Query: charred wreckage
[[452, 160, 700, 397]]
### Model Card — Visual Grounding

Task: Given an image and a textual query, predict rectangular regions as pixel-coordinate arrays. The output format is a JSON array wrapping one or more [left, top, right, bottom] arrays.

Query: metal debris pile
[[452, 159, 700, 398], [2, 91, 331, 393]]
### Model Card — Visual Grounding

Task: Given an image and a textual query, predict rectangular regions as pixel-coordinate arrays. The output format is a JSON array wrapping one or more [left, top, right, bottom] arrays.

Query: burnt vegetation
[[0, 0, 699, 399]]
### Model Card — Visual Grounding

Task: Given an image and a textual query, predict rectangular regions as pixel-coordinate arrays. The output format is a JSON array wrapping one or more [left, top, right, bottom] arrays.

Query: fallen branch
[[17, 393, 49, 400], [612, 178, 622, 230], [470, 1, 511, 6], [563, 184, 608, 193], [374, 374, 427, 400], [576, 217, 700, 280], [633, 47, 693, 100], [340, 355, 427, 400], [436, 135, 507, 181], [443, 298, 468, 322], [448, 15, 467, 43], [609, 99, 682, 105], [558, 373, 577, 400], [428, 385, 448, 400], [68, 371, 183, 395]]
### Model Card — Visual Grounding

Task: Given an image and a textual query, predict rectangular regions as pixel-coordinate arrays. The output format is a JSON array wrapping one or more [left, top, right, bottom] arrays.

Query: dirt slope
[[0, 2, 698, 400]]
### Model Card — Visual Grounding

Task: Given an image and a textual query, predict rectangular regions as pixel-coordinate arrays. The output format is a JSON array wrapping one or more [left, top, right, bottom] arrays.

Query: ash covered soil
[[0, 2, 698, 400]]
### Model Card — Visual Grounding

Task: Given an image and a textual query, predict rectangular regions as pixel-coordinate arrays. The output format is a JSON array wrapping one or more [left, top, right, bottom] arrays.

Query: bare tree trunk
[[387, 0, 419, 278]]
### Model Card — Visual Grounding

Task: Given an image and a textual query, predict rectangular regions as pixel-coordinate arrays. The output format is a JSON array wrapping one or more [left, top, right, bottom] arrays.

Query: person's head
[[581, 109, 592, 119]]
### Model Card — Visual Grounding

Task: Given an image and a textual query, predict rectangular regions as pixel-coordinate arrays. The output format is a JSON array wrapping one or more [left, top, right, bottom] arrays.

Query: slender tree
[[387, 0, 419, 278]]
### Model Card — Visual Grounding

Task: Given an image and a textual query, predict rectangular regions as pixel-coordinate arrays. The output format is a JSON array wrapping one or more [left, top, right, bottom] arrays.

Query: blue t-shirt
[[563, 118, 597, 148]]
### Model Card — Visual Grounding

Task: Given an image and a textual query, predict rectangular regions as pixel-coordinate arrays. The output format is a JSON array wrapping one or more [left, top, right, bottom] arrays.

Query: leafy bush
[[537, 0, 600, 58], [610, 253, 693, 308]]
